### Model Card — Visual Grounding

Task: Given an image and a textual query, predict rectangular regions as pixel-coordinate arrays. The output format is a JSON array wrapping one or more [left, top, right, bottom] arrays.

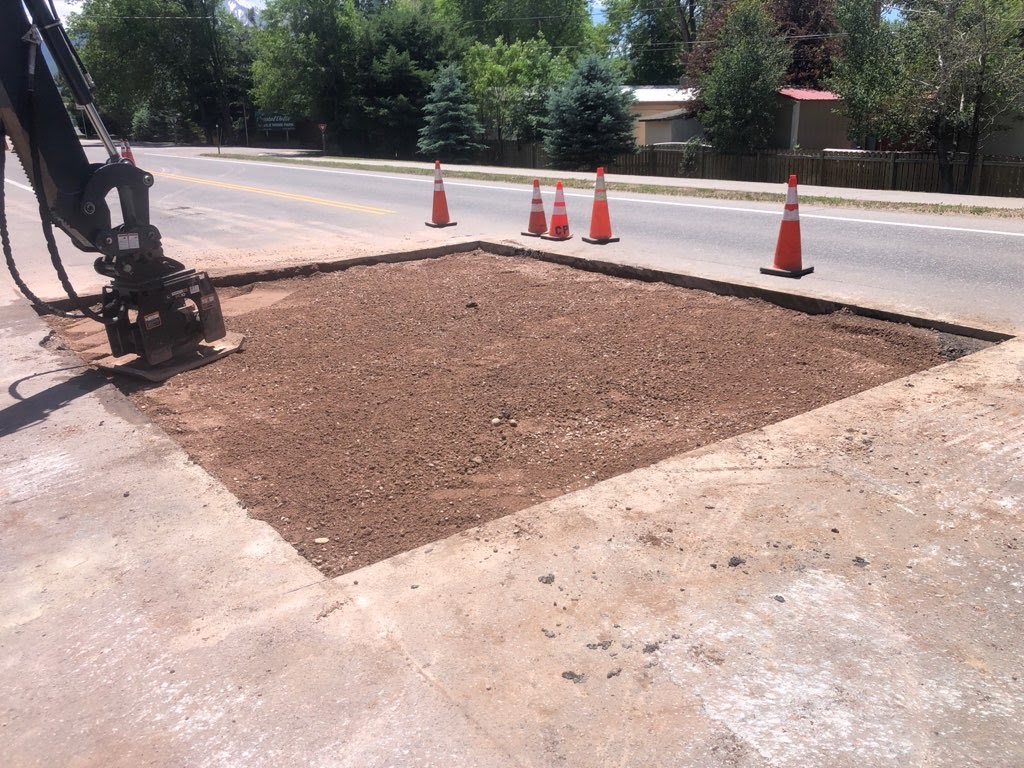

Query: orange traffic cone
[[582, 167, 619, 245], [120, 139, 136, 166], [541, 181, 572, 241], [761, 174, 812, 278], [425, 160, 456, 228], [521, 179, 547, 237]]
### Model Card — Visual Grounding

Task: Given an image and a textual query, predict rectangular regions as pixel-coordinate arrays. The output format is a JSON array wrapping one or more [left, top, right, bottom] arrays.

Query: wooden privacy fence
[[481, 141, 1024, 197], [480, 140, 549, 170], [608, 147, 1024, 197]]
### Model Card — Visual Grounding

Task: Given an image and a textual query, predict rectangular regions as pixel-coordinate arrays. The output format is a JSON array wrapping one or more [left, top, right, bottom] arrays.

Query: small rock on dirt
[[607, 668, 622, 679], [314, 537, 330, 544], [561, 671, 584, 684], [539, 574, 555, 584], [728, 556, 745, 567], [853, 556, 870, 567], [773, 595, 786, 603]]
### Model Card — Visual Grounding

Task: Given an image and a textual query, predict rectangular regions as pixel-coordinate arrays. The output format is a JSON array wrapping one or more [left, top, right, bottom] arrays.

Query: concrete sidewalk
[[2, 244, 1023, 766]]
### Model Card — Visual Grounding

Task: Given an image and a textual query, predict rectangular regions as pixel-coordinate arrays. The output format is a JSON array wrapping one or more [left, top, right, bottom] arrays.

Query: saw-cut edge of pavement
[[42, 239, 1015, 343], [2, 251, 1023, 767]]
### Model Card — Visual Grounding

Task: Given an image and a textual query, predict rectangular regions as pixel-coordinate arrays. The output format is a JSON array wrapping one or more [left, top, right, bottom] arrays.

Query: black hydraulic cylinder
[[0, 0, 101, 251], [22, 0, 95, 108]]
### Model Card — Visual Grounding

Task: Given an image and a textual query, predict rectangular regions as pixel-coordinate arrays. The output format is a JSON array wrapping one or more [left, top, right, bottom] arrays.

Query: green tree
[[687, 0, 837, 87], [434, 0, 591, 49], [771, 0, 839, 87], [900, 0, 1024, 192], [417, 64, 486, 161], [463, 35, 571, 145], [70, 0, 250, 140], [543, 54, 637, 170], [699, 0, 790, 152], [348, 2, 464, 157], [682, 1, 733, 82], [829, 0, 920, 148], [602, 0, 690, 84], [251, 0, 359, 134]]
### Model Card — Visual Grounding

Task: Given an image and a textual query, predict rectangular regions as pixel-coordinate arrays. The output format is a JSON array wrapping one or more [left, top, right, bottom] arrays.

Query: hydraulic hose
[[1, 133, 105, 321]]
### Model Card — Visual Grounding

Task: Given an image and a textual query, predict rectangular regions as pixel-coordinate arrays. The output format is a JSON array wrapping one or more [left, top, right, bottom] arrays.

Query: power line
[[552, 30, 850, 53], [79, 14, 215, 19]]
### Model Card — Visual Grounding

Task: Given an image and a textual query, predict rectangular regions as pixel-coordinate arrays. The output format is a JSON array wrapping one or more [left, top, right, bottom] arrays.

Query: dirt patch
[[55, 251, 958, 577]]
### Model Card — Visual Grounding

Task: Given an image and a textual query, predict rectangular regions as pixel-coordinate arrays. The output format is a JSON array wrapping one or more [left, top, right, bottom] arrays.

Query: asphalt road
[[3, 145, 1023, 333]]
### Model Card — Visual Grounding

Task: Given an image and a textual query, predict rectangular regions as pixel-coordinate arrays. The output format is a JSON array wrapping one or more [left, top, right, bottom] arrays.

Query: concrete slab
[[2, 288, 1023, 766]]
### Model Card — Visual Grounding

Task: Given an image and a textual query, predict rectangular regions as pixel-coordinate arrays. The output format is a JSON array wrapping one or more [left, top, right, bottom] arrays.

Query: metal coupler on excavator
[[0, 0, 242, 379]]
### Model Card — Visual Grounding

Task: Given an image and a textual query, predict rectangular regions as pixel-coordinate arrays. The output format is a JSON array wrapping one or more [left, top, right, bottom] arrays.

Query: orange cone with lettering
[[541, 181, 572, 241], [425, 160, 456, 228], [120, 139, 136, 166], [761, 174, 813, 278], [521, 179, 547, 237], [582, 167, 619, 245]]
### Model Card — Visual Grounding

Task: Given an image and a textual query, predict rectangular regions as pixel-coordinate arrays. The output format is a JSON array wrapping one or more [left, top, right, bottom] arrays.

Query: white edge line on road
[[3, 178, 34, 192], [635, 197, 1024, 237], [801, 213, 1024, 237], [137, 153, 1024, 239]]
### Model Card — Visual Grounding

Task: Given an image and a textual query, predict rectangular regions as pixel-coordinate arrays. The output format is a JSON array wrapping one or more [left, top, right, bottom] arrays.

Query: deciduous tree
[[698, 0, 790, 151], [348, 1, 463, 156], [251, 0, 359, 134], [829, 0, 920, 147], [771, 0, 839, 87], [463, 35, 570, 145], [434, 0, 591, 50], [901, 0, 1024, 192], [70, 0, 251, 140], [602, 0, 687, 84]]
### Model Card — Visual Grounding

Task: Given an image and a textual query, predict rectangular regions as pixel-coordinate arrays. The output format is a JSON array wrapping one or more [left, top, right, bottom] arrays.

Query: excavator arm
[[0, 0, 228, 367]]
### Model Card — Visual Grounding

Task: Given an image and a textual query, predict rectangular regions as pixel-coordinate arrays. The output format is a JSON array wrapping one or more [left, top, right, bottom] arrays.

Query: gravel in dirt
[[67, 251, 960, 577]]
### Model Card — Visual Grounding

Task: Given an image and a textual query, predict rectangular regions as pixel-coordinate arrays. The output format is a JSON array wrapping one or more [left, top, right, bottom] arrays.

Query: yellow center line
[[154, 171, 394, 215]]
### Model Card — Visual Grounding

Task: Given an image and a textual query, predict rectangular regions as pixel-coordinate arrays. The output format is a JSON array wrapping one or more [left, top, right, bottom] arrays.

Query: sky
[[49, 0, 80, 22]]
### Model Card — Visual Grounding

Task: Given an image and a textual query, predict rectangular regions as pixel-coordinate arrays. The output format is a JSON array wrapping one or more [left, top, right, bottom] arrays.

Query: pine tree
[[417, 65, 485, 162], [543, 55, 637, 171]]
